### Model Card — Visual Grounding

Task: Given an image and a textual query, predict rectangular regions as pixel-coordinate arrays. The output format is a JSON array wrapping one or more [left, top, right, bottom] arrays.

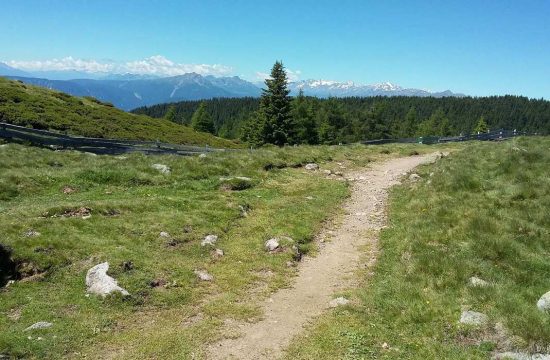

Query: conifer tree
[[191, 102, 215, 134], [473, 116, 489, 133], [259, 61, 293, 146], [291, 89, 318, 144], [164, 105, 177, 123]]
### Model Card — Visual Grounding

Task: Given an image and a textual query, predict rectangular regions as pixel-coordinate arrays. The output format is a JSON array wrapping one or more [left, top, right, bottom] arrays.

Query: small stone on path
[[329, 297, 350, 308]]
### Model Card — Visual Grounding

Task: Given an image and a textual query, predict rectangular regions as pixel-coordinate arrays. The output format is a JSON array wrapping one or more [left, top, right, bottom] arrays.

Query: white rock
[[201, 234, 218, 247], [214, 248, 224, 257], [85, 262, 129, 297], [194, 270, 213, 281], [159, 231, 170, 238], [537, 290, 550, 311], [329, 297, 350, 308], [304, 163, 319, 171], [493, 352, 550, 360], [322, 169, 332, 175], [199, 153, 207, 158], [24, 229, 41, 237], [265, 238, 280, 252], [305, 196, 314, 200], [469, 276, 489, 287], [24, 322, 53, 331], [409, 173, 421, 182], [459, 310, 488, 326], [151, 163, 171, 174]]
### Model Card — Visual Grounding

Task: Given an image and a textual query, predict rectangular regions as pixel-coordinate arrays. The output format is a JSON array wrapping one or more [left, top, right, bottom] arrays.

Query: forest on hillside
[[133, 95, 550, 144]]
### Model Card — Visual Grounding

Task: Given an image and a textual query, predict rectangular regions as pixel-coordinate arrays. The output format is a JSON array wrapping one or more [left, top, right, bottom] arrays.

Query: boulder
[[24, 322, 53, 331], [304, 163, 319, 171], [201, 235, 218, 247], [159, 231, 170, 238], [199, 153, 207, 158], [213, 248, 224, 258], [409, 173, 421, 182], [459, 310, 488, 326], [265, 238, 280, 252], [151, 163, 171, 174], [322, 169, 332, 175], [194, 270, 213, 281], [85, 262, 129, 297], [537, 290, 550, 311], [329, 297, 350, 308]]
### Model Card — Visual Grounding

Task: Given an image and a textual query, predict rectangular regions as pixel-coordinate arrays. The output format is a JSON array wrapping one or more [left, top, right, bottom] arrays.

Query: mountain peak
[[289, 79, 462, 98]]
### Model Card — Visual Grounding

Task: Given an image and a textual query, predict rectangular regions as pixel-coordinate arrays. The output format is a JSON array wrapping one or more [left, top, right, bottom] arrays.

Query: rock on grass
[[24, 322, 53, 331], [86, 262, 129, 297], [459, 310, 488, 326], [201, 235, 218, 247], [151, 164, 171, 174]]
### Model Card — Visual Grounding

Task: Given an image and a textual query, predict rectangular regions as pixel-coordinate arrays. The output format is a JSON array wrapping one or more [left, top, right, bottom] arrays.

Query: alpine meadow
[[1, 1, 550, 360]]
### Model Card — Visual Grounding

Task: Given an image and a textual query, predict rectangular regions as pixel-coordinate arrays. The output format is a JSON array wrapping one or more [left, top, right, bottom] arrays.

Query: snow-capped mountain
[[289, 79, 463, 98], [1, 63, 465, 111]]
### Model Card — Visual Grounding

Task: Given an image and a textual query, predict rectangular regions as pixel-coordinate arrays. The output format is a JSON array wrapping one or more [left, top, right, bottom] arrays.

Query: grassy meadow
[[285, 137, 550, 359], [0, 77, 238, 148], [0, 141, 448, 359]]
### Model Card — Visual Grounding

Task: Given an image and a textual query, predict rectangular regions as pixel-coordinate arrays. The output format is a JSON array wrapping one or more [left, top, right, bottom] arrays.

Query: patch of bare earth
[[206, 154, 437, 360]]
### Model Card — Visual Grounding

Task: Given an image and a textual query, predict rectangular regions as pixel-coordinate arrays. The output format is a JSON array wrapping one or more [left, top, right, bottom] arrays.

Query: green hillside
[[0, 77, 240, 148]]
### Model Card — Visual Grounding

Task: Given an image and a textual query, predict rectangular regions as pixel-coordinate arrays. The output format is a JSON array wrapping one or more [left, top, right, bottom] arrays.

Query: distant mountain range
[[288, 79, 464, 98], [0, 62, 464, 110]]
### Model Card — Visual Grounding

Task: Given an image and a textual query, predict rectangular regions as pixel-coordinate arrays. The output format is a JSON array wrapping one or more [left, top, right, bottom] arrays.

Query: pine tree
[[191, 102, 215, 134], [259, 61, 293, 146], [164, 105, 177, 123], [400, 107, 417, 137], [291, 89, 318, 144], [473, 116, 489, 134]]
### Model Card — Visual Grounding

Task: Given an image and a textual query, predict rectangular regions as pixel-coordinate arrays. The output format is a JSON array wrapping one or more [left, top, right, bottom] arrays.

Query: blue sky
[[1, 0, 549, 98]]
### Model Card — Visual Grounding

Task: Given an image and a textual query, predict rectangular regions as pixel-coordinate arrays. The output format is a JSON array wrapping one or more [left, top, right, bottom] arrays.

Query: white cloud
[[123, 55, 232, 76], [8, 56, 115, 73], [255, 68, 302, 82], [7, 55, 233, 77]]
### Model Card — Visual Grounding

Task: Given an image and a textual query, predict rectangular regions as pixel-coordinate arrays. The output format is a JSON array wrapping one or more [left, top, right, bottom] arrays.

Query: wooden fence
[[362, 129, 530, 145], [0, 122, 226, 155]]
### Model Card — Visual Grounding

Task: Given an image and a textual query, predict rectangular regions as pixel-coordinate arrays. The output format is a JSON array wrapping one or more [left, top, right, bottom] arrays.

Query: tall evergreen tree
[[473, 116, 489, 134], [400, 107, 417, 137], [191, 102, 215, 134], [259, 61, 293, 146], [291, 89, 318, 144], [164, 105, 177, 123]]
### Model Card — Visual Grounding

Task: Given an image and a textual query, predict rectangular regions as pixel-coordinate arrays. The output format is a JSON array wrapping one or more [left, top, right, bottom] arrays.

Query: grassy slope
[[0, 142, 453, 359], [286, 137, 550, 359], [0, 77, 238, 148]]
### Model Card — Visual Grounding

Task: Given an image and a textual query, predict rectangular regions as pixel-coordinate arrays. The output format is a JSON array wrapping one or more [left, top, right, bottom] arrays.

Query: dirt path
[[206, 154, 437, 360]]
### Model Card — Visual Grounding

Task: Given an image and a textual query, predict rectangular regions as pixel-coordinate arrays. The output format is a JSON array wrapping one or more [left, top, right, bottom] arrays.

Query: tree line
[[132, 62, 550, 146]]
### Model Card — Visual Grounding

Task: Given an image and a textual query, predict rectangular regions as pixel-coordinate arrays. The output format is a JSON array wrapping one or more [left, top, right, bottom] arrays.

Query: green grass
[[0, 141, 454, 359], [285, 136, 550, 359], [0, 77, 238, 148]]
